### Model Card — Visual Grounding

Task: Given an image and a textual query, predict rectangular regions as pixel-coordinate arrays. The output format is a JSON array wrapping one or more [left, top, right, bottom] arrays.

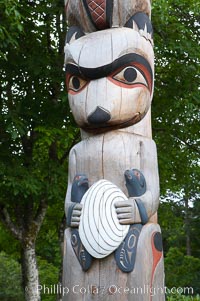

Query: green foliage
[[0, 1, 74, 298], [0, 0, 75, 216], [167, 293, 200, 301], [159, 200, 185, 253], [0, 224, 21, 258], [0, 252, 24, 301], [0, 0, 23, 59], [152, 0, 200, 195], [0, 251, 60, 301], [190, 198, 200, 258], [38, 257, 59, 301], [37, 219, 62, 267], [165, 248, 200, 294]]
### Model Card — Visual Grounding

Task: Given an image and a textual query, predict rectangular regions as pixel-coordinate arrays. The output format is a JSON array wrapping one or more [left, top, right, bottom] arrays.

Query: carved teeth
[[139, 24, 153, 44], [132, 21, 139, 31]]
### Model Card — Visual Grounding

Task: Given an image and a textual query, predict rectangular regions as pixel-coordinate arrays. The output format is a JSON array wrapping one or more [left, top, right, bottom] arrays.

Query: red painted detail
[[86, 0, 107, 29], [108, 62, 152, 93], [108, 77, 149, 91], [150, 232, 163, 301], [66, 74, 90, 95], [133, 62, 153, 94]]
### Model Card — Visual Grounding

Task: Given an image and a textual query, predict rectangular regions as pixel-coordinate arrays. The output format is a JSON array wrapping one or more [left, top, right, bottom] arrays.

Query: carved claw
[[71, 229, 93, 271], [115, 224, 142, 273]]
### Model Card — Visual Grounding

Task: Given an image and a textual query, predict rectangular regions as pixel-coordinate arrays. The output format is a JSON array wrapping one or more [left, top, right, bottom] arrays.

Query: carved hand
[[66, 203, 83, 228], [115, 199, 135, 225], [71, 203, 83, 227]]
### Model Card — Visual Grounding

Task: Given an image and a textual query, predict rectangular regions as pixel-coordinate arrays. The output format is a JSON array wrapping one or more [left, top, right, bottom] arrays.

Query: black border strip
[[106, 0, 113, 28]]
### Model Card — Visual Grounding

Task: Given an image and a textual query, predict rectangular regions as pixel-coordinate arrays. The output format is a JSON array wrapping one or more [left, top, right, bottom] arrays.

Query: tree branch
[[34, 199, 48, 227], [0, 206, 23, 241], [23, 199, 48, 247]]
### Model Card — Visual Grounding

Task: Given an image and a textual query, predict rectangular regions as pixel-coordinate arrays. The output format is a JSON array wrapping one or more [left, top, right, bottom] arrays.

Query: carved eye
[[67, 75, 88, 94], [112, 66, 148, 88]]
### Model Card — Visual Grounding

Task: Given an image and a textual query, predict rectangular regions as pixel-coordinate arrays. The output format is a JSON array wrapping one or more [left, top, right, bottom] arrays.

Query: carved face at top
[[65, 23, 154, 133]]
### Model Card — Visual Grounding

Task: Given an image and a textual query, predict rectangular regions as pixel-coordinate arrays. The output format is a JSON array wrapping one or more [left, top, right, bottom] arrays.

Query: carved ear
[[65, 26, 85, 44], [125, 12, 153, 42]]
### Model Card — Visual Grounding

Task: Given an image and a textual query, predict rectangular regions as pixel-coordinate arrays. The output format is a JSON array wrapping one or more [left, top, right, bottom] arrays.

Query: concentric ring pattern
[[79, 179, 130, 258]]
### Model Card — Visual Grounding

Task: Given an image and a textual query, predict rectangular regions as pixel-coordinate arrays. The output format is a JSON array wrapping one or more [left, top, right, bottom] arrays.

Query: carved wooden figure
[[63, 1, 165, 300], [65, 0, 152, 32]]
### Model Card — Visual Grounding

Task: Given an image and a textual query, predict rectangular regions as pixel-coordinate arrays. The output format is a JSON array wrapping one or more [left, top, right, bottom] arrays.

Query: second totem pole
[[63, 1, 165, 300]]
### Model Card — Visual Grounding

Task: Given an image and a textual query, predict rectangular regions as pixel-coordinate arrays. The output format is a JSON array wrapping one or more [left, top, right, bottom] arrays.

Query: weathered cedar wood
[[63, 0, 165, 300]]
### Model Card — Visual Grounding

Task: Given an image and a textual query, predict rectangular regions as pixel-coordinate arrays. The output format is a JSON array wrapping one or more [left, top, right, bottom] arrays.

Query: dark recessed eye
[[67, 75, 88, 93], [124, 67, 137, 82], [72, 77, 81, 90], [111, 66, 148, 88]]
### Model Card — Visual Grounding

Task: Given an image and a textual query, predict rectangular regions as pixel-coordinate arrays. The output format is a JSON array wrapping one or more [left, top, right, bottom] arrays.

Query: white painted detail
[[79, 179, 130, 258]]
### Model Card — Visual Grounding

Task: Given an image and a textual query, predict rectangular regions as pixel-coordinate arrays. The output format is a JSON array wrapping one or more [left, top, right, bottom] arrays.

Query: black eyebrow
[[65, 53, 153, 81]]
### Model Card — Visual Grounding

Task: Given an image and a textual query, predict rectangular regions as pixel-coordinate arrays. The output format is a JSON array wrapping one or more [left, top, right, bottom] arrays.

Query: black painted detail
[[71, 229, 93, 271], [125, 12, 153, 37], [66, 53, 153, 82], [124, 169, 147, 197], [70, 174, 91, 270], [153, 232, 163, 252], [115, 224, 142, 272], [82, 113, 141, 133], [106, 0, 114, 28], [66, 26, 85, 44], [71, 174, 89, 204], [87, 106, 111, 125], [124, 68, 137, 83], [115, 169, 148, 272], [135, 199, 148, 225], [72, 77, 80, 90], [124, 169, 148, 225]]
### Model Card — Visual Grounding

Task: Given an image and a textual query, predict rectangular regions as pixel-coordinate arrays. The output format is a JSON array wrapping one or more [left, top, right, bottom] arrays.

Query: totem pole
[[63, 1, 165, 300]]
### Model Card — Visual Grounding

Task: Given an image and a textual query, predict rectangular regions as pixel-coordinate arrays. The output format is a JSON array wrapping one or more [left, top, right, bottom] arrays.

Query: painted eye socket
[[67, 75, 88, 94], [112, 66, 148, 88]]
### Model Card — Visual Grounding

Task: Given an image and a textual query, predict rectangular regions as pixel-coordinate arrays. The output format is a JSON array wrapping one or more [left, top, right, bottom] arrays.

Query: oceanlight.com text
[[35, 283, 194, 296]]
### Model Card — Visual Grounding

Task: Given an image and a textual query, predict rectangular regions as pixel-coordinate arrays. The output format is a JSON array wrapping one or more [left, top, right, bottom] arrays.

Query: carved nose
[[87, 106, 111, 125]]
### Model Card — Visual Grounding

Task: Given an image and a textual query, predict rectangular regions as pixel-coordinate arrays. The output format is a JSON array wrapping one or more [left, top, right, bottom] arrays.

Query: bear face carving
[[65, 27, 154, 133]]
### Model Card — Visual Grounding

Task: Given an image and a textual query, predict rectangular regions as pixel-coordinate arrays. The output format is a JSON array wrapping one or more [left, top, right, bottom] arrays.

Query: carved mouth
[[82, 113, 142, 134]]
